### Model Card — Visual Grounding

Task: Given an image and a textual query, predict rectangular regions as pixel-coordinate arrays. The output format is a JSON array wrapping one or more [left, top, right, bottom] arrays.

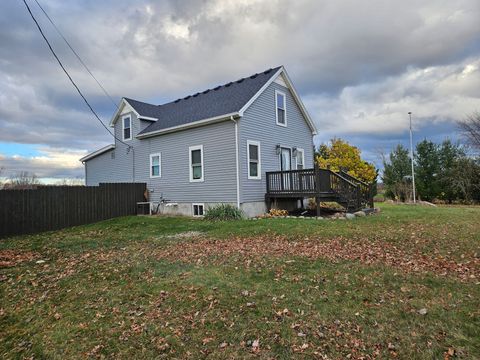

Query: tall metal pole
[[408, 112, 416, 203]]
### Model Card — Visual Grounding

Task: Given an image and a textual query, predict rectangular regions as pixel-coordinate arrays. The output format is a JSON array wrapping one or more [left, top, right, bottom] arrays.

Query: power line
[[21, 0, 130, 150], [33, 0, 118, 108]]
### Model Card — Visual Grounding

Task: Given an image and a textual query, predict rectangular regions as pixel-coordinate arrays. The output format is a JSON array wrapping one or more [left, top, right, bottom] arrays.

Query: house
[[80, 66, 318, 217]]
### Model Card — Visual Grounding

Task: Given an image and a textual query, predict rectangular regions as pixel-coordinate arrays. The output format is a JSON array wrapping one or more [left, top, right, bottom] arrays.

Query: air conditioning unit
[[136, 202, 151, 215]]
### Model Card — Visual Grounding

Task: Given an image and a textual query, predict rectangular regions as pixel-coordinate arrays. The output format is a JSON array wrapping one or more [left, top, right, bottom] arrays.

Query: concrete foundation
[[153, 202, 237, 217], [150, 200, 305, 218], [240, 201, 267, 218]]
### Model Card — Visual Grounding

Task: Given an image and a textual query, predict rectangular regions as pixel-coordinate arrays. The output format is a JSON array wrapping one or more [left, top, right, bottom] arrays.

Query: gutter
[[79, 144, 115, 162], [230, 116, 241, 209], [136, 112, 240, 139]]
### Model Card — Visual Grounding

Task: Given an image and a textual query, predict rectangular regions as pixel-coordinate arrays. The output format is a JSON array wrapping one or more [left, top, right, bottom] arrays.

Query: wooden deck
[[265, 167, 374, 214]]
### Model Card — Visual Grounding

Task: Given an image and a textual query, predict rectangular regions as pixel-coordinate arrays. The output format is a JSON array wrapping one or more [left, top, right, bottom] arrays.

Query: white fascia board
[[109, 98, 158, 127], [138, 116, 158, 121], [239, 66, 318, 135], [136, 112, 240, 139], [79, 144, 115, 162], [238, 67, 283, 116], [281, 68, 318, 135]]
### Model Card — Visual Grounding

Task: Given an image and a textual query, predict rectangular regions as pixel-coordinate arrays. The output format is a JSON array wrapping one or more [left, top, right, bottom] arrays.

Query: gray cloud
[[0, 0, 479, 179]]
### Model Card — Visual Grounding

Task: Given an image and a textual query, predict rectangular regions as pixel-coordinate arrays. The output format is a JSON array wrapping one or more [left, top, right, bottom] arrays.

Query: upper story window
[[247, 140, 261, 179], [296, 148, 305, 170], [122, 115, 132, 141], [150, 153, 161, 178], [189, 145, 204, 182], [275, 90, 287, 127]]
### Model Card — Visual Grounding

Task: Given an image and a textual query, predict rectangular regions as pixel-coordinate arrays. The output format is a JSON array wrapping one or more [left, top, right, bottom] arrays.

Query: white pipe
[[231, 116, 240, 209]]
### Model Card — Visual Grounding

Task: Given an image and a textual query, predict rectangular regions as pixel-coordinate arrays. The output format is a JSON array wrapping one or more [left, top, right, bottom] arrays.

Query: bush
[[204, 204, 244, 221]]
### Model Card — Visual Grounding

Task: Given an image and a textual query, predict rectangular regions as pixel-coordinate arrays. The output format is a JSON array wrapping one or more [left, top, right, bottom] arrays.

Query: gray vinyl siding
[[238, 81, 314, 203], [84, 148, 132, 185], [84, 77, 314, 207], [136, 121, 237, 203], [84, 111, 137, 185], [85, 112, 237, 203]]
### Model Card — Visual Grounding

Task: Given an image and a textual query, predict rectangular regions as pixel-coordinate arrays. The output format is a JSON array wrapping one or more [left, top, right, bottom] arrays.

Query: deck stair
[[265, 165, 375, 215]]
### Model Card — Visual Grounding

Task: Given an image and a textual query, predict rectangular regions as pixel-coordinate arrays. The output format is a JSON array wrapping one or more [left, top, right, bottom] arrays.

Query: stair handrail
[[339, 170, 375, 208], [329, 169, 358, 188], [339, 170, 370, 187]]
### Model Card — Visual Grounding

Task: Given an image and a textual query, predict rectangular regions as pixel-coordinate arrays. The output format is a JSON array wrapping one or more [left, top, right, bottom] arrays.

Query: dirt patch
[[0, 250, 38, 268], [156, 236, 480, 282]]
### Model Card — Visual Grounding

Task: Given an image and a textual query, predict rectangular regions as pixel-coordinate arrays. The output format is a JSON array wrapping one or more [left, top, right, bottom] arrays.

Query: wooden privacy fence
[[0, 183, 146, 238]]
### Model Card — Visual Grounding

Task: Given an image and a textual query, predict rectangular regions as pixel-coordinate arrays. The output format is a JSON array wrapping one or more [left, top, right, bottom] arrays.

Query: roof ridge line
[[125, 66, 281, 108], [161, 66, 279, 106]]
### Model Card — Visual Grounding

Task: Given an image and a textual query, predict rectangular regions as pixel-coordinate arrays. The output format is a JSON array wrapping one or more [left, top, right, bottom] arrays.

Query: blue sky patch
[[0, 142, 41, 157]]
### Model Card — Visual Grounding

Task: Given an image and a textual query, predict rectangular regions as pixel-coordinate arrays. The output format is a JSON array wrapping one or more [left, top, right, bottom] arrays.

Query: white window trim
[[189, 145, 204, 182], [275, 90, 287, 127], [247, 140, 261, 180], [122, 114, 132, 141], [192, 203, 205, 217], [296, 148, 305, 170], [149, 152, 161, 178]]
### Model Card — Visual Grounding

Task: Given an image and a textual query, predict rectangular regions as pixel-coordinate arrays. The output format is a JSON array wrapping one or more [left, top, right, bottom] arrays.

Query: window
[[247, 140, 261, 179], [192, 203, 204, 217], [296, 148, 305, 170], [189, 145, 204, 182], [275, 90, 286, 126], [123, 115, 132, 140], [150, 153, 161, 178]]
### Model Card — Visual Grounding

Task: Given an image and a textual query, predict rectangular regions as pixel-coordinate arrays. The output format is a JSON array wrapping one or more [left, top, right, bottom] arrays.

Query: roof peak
[[165, 66, 281, 106]]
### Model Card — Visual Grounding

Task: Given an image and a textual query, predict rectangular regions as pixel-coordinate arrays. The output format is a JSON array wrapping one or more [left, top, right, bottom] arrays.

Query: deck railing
[[266, 168, 317, 195], [329, 171, 361, 210], [265, 167, 374, 211], [339, 170, 375, 208]]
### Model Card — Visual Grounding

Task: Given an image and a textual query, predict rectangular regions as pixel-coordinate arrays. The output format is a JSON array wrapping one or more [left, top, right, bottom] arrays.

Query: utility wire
[[21, 0, 131, 150], [33, 0, 118, 108]]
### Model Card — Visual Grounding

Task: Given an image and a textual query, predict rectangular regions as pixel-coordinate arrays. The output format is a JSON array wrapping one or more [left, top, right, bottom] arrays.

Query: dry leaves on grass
[[156, 236, 480, 281], [0, 250, 38, 268]]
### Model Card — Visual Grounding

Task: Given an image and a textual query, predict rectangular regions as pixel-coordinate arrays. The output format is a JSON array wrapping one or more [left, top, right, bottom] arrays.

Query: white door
[[280, 148, 291, 189]]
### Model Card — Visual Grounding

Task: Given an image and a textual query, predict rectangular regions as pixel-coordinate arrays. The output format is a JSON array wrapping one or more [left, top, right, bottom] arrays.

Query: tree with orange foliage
[[316, 138, 377, 183]]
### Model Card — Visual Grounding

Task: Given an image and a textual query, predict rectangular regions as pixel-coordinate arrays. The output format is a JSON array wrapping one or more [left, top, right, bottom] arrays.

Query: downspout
[[82, 161, 87, 185], [231, 116, 240, 209], [126, 145, 135, 182], [132, 147, 135, 183]]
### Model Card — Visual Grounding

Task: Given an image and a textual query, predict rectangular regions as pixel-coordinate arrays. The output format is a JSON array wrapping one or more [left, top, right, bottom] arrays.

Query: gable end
[[239, 67, 317, 135]]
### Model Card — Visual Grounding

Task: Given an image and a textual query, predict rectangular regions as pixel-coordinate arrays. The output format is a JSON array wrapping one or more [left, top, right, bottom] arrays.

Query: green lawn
[[1, 204, 479, 359]]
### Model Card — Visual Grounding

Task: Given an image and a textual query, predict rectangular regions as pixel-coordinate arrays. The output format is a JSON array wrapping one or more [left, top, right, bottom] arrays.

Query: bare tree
[[55, 178, 85, 186], [458, 112, 480, 151], [0, 167, 5, 189], [8, 171, 40, 189]]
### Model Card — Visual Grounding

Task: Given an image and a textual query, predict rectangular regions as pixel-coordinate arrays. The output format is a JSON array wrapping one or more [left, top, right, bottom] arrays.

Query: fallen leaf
[[418, 308, 428, 315]]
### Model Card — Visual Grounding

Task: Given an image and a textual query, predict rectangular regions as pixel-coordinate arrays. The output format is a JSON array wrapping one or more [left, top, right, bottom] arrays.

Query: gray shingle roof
[[126, 66, 281, 135]]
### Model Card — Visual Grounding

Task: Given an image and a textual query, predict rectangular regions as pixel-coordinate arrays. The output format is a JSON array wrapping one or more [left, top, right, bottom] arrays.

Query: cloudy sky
[[1, 0, 479, 181]]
